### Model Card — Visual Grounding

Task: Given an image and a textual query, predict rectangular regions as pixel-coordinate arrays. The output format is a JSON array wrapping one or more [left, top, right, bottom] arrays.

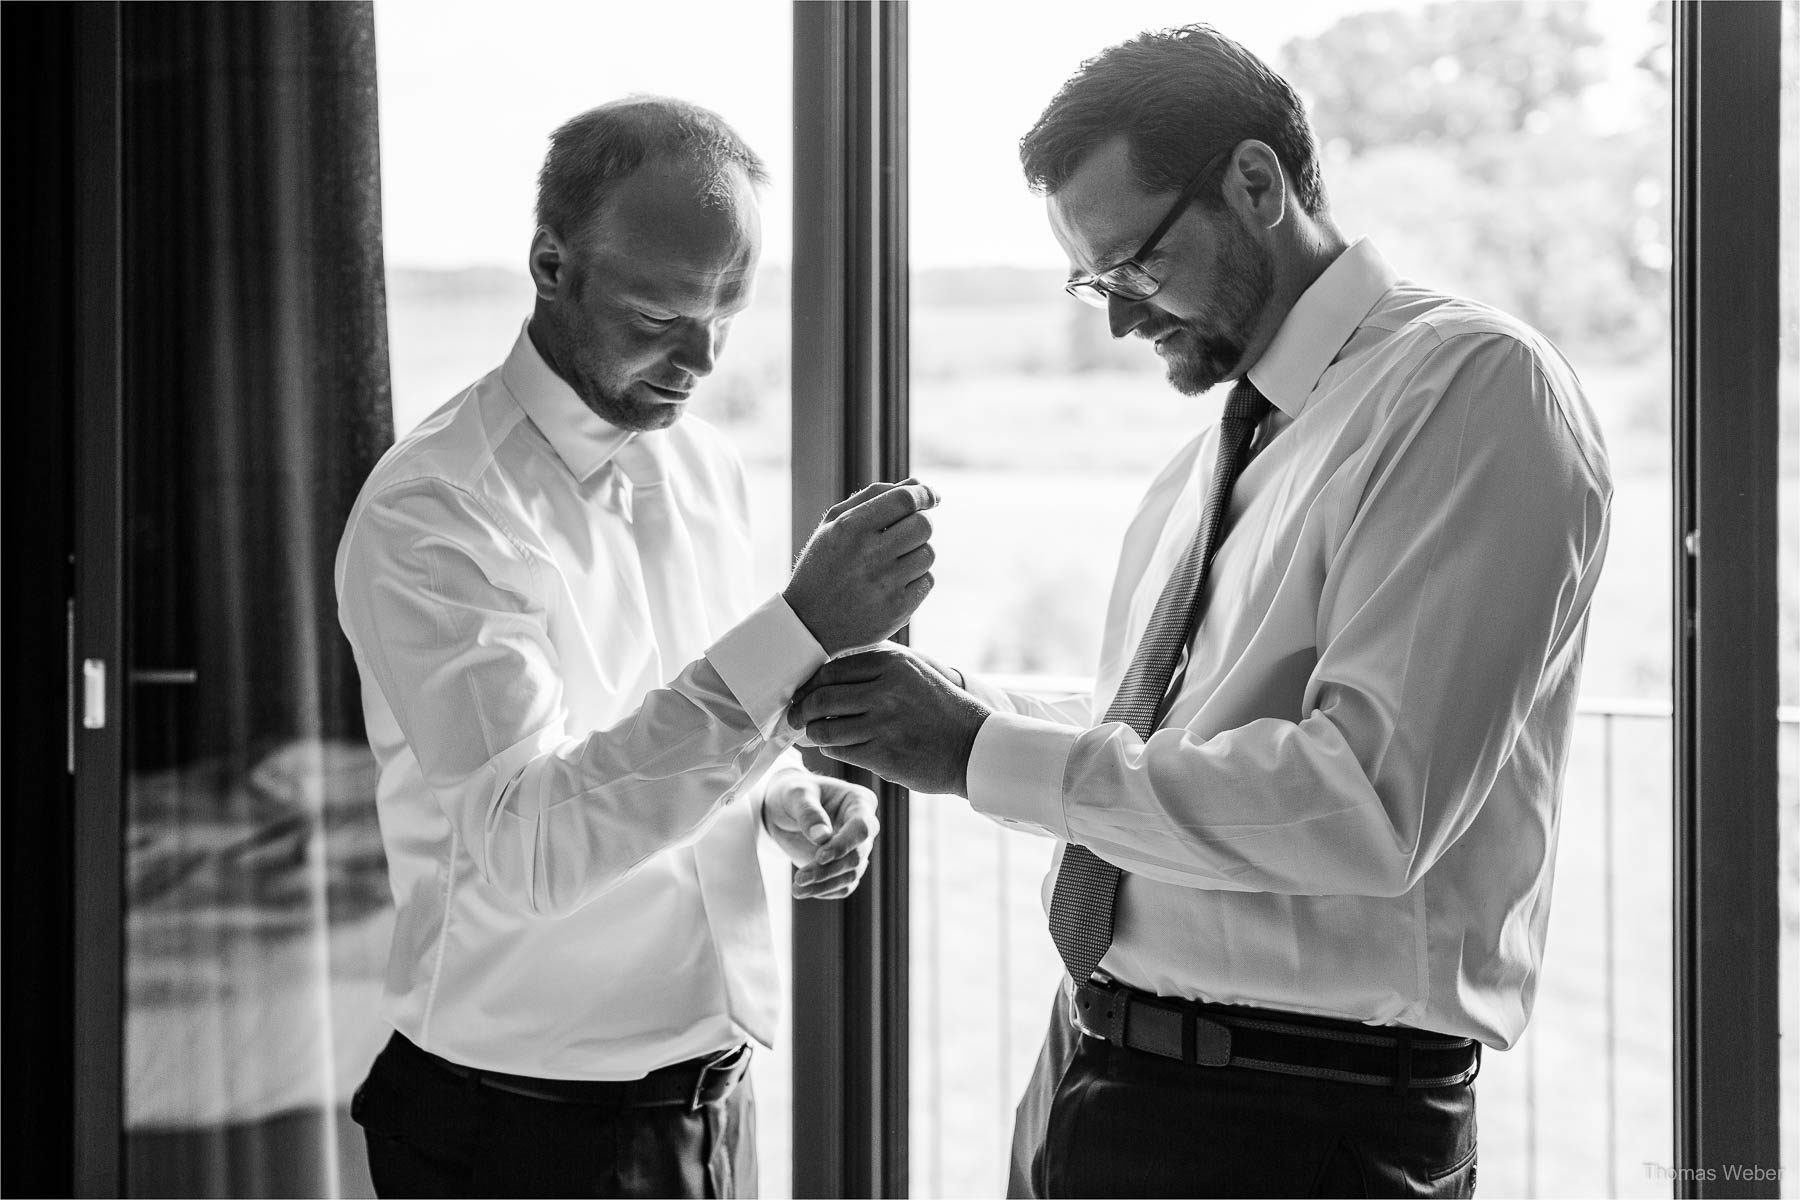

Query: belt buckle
[[689, 1043, 749, 1113], [1070, 977, 1125, 1044]]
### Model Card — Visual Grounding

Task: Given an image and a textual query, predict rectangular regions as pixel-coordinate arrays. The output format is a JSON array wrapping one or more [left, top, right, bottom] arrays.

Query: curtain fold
[[120, 4, 394, 1196]]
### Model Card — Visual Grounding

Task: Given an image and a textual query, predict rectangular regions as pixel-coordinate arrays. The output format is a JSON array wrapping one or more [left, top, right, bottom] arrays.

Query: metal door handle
[[82, 659, 106, 729]]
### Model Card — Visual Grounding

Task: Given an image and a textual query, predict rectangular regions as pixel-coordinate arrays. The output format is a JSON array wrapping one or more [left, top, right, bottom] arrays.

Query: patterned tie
[[1047, 377, 1272, 985]]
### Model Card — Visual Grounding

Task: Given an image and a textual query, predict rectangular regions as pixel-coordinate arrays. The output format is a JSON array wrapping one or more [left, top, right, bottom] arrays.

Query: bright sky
[[373, 0, 1400, 271]]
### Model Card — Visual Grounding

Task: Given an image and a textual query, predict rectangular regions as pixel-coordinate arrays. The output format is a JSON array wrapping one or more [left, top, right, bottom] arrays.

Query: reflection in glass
[[909, 4, 1674, 1195], [121, 6, 393, 1195]]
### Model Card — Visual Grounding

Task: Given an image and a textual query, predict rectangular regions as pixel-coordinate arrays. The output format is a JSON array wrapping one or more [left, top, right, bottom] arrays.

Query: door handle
[[82, 659, 107, 729]]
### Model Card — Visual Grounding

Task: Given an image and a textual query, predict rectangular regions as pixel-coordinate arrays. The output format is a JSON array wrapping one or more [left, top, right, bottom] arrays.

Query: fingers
[[793, 799, 877, 899], [822, 480, 901, 524], [882, 510, 934, 555], [789, 794, 834, 847], [833, 477, 939, 534], [895, 541, 935, 582], [765, 772, 833, 845], [789, 678, 880, 737], [788, 653, 901, 729], [803, 713, 873, 749], [793, 855, 866, 898], [814, 802, 877, 864]]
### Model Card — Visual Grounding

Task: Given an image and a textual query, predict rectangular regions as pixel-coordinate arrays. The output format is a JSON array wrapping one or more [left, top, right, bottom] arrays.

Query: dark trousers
[[352, 1034, 756, 1199], [1009, 988, 1478, 1198]]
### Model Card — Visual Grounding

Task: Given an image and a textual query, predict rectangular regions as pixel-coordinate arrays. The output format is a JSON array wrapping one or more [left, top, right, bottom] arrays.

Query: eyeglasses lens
[[1066, 261, 1160, 307]]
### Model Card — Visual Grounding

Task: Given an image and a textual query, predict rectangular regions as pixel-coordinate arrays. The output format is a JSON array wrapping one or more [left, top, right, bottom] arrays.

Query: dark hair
[[1019, 24, 1327, 217], [536, 95, 770, 244]]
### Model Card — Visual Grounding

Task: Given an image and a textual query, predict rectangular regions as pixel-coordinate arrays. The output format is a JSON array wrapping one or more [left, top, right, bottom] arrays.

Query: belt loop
[[1393, 1033, 1413, 1094], [1181, 1008, 1197, 1066]]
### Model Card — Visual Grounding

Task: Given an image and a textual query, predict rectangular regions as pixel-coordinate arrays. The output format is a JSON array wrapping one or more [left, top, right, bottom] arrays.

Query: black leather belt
[[1071, 978, 1479, 1090], [389, 1032, 752, 1111]]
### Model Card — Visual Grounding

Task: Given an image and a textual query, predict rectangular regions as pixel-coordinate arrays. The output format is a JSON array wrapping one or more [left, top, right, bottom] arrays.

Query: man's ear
[[528, 225, 567, 302], [1221, 140, 1288, 233]]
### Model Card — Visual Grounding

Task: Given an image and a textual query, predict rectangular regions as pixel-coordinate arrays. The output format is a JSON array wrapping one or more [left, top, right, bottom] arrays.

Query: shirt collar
[[1246, 237, 1398, 419], [500, 319, 636, 482]]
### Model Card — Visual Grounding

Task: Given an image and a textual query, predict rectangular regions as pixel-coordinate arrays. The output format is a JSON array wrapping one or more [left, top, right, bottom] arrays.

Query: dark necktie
[[1047, 377, 1272, 985]]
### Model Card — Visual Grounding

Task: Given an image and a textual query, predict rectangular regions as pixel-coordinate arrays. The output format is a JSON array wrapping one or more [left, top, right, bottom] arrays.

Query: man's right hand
[[784, 478, 939, 655]]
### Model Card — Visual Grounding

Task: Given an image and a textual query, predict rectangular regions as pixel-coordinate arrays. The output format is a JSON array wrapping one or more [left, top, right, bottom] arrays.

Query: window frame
[[23, 2, 1792, 1194], [1672, 2, 1785, 1192], [789, 3, 911, 1196]]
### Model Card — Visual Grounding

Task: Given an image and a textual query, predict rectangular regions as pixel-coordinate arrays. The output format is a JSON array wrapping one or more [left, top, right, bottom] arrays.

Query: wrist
[[760, 766, 807, 829], [952, 697, 988, 798], [781, 585, 843, 656]]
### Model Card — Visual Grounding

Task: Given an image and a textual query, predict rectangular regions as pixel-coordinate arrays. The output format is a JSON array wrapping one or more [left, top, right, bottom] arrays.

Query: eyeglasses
[[1063, 148, 1231, 309]]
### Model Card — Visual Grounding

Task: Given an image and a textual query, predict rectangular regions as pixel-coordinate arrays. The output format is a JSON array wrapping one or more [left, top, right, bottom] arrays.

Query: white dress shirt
[[335, 322, 823, 1079], [963, 240, 1612, 1049]]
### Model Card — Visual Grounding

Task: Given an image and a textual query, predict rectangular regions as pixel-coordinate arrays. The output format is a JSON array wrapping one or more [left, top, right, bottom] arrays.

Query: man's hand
[[784, 479, 939, 655], [761, 770, 880, 899], [787, 648, 990, 797]]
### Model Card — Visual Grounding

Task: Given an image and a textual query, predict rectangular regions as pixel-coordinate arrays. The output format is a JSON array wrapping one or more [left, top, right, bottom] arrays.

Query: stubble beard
[[547, 301, 682, 434], [1156, 225, 1276, 397]]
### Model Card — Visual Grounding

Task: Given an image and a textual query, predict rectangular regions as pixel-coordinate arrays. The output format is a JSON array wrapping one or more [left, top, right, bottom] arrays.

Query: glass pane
[[119, 8, 395, 1194], [122, 2, 797, 1195], [908, 4, 1675, 1196], [375, 4, 796, 1193], [1778, 3, 1799, 1195]]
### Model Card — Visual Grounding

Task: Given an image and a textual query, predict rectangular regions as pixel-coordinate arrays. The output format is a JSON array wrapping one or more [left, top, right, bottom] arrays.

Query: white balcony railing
[[910, 693, 1800, 1200]]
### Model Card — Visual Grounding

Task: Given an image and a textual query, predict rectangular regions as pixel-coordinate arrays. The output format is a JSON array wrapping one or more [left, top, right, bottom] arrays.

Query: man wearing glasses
[[790, 24, 1611, 1197]]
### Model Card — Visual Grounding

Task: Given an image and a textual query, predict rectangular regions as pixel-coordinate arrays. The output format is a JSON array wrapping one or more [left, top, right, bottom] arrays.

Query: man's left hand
[[787, 648, 990, 797], [762, 770, 879, 899]]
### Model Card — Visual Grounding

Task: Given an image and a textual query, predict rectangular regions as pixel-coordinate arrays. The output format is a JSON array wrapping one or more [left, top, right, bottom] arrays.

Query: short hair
[[535, 96, 770, 245], [1019, 24, 1327, 217]]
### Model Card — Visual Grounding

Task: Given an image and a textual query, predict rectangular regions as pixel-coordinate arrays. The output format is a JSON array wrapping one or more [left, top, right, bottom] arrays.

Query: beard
[[1146, 221, 1275, 396], [543, 286, 684, 433], [579, 375, 682, 433]]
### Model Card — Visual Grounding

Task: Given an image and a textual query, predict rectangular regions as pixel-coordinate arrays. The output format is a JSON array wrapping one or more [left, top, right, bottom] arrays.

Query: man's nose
[[670, 323, 719, 378], [1107, 293, 1151, 340]]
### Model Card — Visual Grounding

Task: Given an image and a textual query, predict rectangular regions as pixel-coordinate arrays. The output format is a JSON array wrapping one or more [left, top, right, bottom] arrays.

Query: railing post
[[1603, 713, 1618, 1198]]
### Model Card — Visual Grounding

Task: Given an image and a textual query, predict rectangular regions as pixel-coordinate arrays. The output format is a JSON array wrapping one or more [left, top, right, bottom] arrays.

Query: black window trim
[[1672, 2, 1784, 1194]]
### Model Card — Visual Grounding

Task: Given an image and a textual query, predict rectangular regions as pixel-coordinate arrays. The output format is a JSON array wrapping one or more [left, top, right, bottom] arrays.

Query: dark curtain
[[124, 0, 391, 767], [119, 4, 394, 1196]]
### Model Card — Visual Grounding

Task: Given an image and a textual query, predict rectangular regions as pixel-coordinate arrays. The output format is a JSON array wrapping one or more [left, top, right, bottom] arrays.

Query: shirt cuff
[[959, 672, 1018, 713], [707, 594, 828, 739], [965, 712, 1081, 839]]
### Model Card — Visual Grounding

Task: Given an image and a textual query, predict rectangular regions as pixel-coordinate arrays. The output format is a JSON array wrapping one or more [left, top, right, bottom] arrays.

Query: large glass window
[[907, 4, 1675, 1195], [376, 2, 796, 1192]]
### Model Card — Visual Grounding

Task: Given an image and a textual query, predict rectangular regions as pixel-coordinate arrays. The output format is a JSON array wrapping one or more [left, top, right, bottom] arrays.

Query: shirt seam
[[369, 472, 544, 596], [418, 823, 460, 1049], [1528, 357, 1611, 489]]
